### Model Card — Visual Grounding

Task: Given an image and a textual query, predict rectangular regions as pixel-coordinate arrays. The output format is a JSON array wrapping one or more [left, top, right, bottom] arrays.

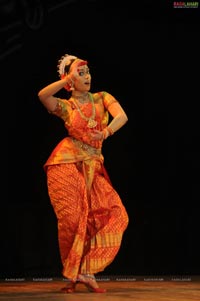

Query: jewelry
[[57, 53, 87, 79], [72, 138, 101, 155], [72, 92, 88, 103], [106, 126, 114, 135], [72, 93, 97, 128], [57, 53, 77, 78]]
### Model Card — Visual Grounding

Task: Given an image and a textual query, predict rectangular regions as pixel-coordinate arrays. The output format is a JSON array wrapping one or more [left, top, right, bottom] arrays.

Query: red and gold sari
[[44, 91, 129, 282]]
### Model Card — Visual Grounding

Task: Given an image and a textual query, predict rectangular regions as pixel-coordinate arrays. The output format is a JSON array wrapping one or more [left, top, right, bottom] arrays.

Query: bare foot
[[78, 274, 106, 293]]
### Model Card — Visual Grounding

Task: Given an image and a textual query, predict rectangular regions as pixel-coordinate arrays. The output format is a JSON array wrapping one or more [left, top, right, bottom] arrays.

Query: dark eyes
[[79, 70, 90, 76]]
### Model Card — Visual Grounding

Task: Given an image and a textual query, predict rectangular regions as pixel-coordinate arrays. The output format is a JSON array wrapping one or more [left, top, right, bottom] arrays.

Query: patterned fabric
[[44, 91, 129, 281]]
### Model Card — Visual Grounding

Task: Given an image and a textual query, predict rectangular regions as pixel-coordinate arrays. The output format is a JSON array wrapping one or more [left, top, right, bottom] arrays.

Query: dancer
[[38, 53, 129, 293]]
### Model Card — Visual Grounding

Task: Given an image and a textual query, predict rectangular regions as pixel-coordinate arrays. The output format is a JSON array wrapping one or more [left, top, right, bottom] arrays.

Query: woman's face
[[70, 60, 91, 92]]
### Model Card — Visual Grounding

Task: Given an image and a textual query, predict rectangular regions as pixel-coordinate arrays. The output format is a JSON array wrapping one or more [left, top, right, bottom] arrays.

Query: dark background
[[1, 0, 200, 278]]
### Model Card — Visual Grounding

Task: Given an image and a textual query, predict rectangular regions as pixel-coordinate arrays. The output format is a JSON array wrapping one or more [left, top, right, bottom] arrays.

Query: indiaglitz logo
[[173, 1, 199, 8]]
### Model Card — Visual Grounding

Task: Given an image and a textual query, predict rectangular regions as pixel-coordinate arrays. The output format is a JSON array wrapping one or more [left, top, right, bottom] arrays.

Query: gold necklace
[[72, 92, 88, 103], [72, 92, 97, 128]]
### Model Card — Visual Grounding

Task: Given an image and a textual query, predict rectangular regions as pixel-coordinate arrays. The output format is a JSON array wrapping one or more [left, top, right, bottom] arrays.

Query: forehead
[[70, 59, 88, 70]]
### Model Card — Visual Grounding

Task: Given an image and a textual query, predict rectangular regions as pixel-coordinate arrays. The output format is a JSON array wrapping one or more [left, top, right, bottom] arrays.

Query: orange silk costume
[[44, 91, 129, 282]]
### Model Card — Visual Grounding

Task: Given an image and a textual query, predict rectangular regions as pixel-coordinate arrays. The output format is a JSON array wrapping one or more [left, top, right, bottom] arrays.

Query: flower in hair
[[57, 54, 77, 78]]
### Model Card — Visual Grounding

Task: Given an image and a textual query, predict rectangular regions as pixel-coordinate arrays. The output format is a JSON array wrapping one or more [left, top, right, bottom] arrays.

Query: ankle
[[78, 274, 99, 287]]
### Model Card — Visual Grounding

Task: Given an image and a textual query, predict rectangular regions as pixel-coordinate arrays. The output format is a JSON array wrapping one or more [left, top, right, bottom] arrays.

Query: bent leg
[[46, 163, 88, 281]]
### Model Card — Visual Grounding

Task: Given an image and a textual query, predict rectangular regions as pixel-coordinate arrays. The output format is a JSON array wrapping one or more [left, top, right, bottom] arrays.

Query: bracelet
[[102, 128, 108, 140], [106, 126, 114, 136], [61, 74, 74, 91], [102, 127, 114, 140]]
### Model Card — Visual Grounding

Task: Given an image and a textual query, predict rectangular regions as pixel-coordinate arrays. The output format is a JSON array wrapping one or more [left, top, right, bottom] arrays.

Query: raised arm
[[38, 76, 72, 112]]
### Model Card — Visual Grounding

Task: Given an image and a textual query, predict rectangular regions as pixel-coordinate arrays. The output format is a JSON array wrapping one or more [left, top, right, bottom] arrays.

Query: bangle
[[107, 126, 114, 136], [102, 128, 108, 140], [61, 74, 74, 91]]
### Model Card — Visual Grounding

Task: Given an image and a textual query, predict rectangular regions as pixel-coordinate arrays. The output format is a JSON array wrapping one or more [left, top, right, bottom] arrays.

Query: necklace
[[72, 92, 97, 128], [72, 92, 88, 103]]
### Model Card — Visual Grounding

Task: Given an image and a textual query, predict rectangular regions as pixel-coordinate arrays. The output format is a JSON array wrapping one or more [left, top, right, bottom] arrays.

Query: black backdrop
[[1, 0, 200, 279]]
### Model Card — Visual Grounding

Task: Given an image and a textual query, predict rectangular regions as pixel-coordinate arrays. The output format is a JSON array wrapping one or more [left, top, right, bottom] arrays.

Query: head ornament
[[57, 54, 77, 78]]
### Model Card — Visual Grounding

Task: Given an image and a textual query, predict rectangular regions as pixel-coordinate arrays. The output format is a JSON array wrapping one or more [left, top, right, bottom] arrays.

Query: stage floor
[[0, 278, 200, 301]]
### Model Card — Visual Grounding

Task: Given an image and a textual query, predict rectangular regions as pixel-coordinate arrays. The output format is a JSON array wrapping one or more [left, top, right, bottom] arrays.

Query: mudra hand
[[61, 74, 74, 91], [90, 130, 104, 141]]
